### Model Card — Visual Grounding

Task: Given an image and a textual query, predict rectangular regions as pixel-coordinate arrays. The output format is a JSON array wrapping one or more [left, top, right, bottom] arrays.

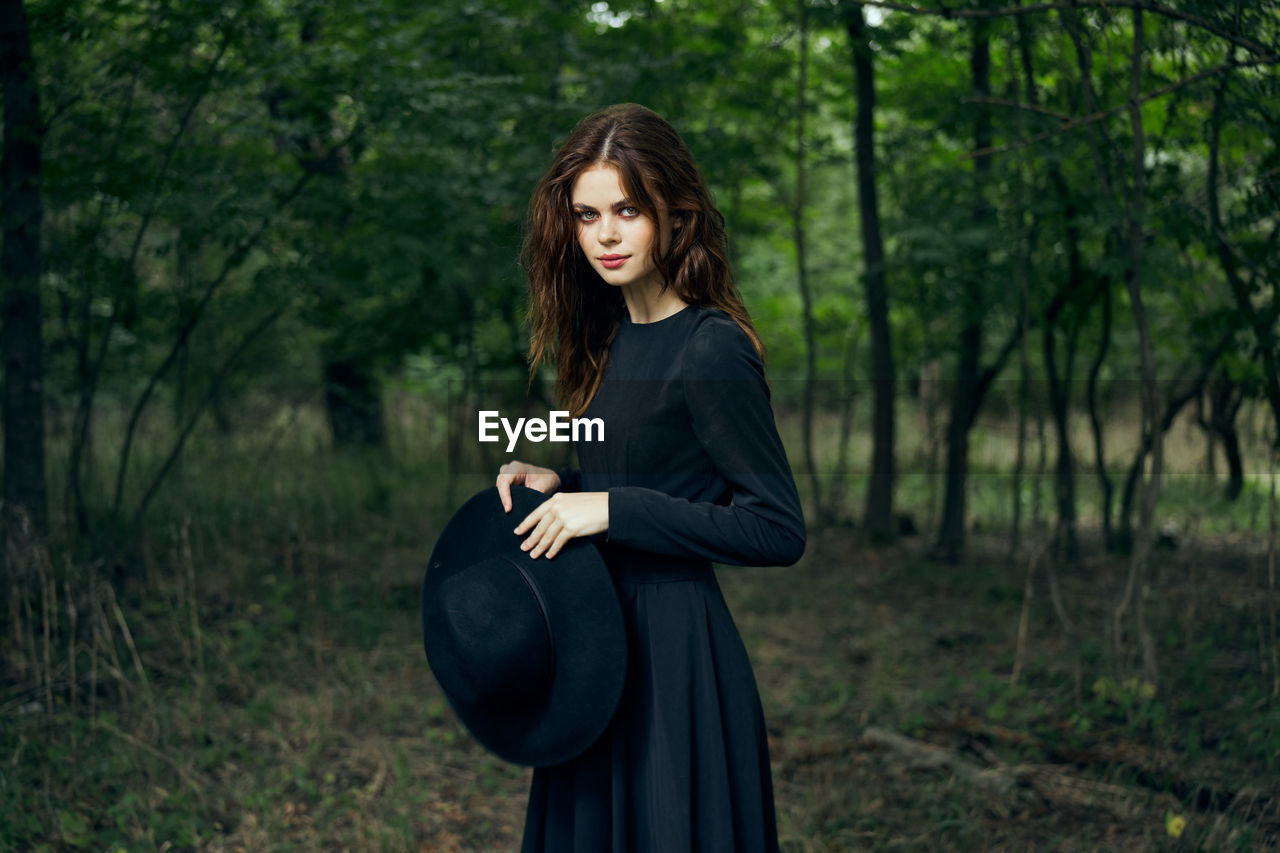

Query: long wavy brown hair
[[521, 103, 765, 416]]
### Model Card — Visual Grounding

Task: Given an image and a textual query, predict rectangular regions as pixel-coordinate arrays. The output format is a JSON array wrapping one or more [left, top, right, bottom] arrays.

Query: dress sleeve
[[604, 317, 806, 566]]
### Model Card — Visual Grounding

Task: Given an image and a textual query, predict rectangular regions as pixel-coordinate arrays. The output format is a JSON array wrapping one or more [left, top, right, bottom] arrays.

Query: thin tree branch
[[959, 96, 1072, 122], [39, 0, 177, 133], [959, 54, 1279, 160], [960, 270, 1105, 435], [845, 0, 1274, 58], [69, 23, 230, 534], [1120, 325, 1237, 526], [131, 306, 285, 527], [110, 125, 365, 518], [68, 66, 144, 533], [1059, 3, 1117, 197], [967, 323, 1022, 433], [125, 28, 233, 270]]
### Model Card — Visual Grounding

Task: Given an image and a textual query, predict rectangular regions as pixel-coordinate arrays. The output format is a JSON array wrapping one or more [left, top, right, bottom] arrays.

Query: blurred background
[[2, 0, 1279, 849]]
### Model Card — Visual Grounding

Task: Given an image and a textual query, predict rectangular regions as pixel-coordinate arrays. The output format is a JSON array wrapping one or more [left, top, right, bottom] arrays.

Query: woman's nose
[[597, 215, 619, 243]]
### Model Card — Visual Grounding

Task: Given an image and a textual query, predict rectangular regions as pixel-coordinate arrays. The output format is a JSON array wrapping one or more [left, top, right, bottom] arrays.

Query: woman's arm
[[506, 315, 806, 566], [606, 316, 806, 567]]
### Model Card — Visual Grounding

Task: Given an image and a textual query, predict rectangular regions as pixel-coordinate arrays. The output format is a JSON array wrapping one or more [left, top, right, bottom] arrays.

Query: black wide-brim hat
[[421, 485, 627, 767]]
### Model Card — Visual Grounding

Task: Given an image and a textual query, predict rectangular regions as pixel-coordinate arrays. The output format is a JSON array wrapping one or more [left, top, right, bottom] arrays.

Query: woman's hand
[[496, 461, 562, 512], [513, 492, 609, 559]]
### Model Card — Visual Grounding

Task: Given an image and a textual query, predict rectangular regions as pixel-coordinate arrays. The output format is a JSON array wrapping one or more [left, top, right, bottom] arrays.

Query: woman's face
[[571, 165, 670, 293]]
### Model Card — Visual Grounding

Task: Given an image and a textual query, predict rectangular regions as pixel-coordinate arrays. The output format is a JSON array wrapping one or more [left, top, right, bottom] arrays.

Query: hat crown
[[435, 556, 554, 707], [421, 485, 626, 767]]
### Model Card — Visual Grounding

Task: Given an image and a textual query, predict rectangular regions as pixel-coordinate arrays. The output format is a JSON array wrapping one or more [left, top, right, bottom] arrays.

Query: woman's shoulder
[[683, 305, 764, 381], [687, 305, 751, 345]]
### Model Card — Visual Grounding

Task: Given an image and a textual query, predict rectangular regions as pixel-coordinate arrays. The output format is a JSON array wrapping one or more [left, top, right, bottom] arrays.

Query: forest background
[[2, 0, 1279, 849]]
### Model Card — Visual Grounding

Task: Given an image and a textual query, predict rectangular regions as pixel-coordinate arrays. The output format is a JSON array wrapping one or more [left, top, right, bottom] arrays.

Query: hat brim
[[421, 485, 627, 767]]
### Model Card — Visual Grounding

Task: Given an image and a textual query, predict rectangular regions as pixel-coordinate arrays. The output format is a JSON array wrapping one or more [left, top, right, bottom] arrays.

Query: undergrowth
[[3, 399, 1278, 851]]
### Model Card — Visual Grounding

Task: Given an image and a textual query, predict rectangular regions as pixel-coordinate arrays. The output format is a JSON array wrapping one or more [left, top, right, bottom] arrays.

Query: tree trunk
[[1033, 384, 1047, 534], [1010, 7, 1037, 556], [323, 352, 385, 449], [921, 358, 942, 530], [1207, 377, 1245, 501], [1116, 329, 1230, 545], [1207, 72, 1280, 445], [828, 323, 862, 523], [1, 0, 48, 544], [1087, 279, 1115, 549], [1043, 309, 1079, 561], [792, 0, 823, 523], [937, 332, 979, 561], [1041, 164, 1087, 561], [935, 14, 991, 561], [1197, 390, 1217, 478], [1010, 223, 1032, 556], [1218, 411, 1245, 502], [1113, 8, 1160, 685], [848, 5, 895, 542], [268, 12, 380, 453]]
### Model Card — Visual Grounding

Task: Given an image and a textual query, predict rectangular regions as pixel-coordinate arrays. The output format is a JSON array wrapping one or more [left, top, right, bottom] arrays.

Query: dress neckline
[[622, 303, 694, 328]]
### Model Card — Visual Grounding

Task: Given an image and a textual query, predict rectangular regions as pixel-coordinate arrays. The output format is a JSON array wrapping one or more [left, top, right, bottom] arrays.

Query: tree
[[1, 0, 47, 546], [935, 11, 994, 561], [1112, 8, 1160, 684], [848, 2, 895, 542]]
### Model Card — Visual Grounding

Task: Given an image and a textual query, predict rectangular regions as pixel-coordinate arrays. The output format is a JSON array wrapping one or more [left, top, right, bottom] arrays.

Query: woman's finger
[[529, 517, 564, 559], [520, 508, 555, 551], [496, 462, 524, 512], [543, 527, 575, 560]]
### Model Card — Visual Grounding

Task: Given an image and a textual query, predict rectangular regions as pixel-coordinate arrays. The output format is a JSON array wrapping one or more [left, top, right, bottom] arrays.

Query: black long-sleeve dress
[[520, 303, 806, 853]]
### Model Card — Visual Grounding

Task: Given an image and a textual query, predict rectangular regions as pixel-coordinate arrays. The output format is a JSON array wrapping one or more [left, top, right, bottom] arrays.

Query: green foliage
[[22, 0, 1277, 545], [7, 1, 1280, 844]]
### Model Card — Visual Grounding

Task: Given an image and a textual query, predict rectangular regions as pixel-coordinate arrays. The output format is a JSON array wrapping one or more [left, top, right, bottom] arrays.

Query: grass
[[3, 392, 1279, 851], [744, 527, 1280, 851]]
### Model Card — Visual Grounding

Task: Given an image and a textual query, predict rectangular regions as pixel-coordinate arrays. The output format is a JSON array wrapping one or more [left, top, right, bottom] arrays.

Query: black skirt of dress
[[520, 560, 779, 853]]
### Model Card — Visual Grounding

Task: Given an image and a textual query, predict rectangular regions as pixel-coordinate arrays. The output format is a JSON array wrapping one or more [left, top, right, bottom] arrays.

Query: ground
[[4, 486, 1279, 851]]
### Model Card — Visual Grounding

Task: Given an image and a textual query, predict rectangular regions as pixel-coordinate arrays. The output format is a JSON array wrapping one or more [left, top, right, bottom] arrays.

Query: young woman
[[495, 103, 805, 853]]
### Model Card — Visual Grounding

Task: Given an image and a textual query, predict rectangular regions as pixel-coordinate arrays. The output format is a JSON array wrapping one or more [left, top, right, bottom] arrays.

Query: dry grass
[[5, 517, 1279, 851], [4, 396, 1278, 851]]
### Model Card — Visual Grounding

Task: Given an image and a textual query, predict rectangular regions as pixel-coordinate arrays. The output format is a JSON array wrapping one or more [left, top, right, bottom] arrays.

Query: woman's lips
[[599, 255, 628, 269]]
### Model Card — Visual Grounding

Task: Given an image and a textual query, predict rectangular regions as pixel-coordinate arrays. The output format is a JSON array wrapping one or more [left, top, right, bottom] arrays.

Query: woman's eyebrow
[[571, 199, 637, 211]]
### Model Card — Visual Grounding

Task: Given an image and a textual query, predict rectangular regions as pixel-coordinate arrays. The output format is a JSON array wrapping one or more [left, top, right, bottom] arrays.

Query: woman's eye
[[575, 210, 598, 222], [620, 207, 640, 218]]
